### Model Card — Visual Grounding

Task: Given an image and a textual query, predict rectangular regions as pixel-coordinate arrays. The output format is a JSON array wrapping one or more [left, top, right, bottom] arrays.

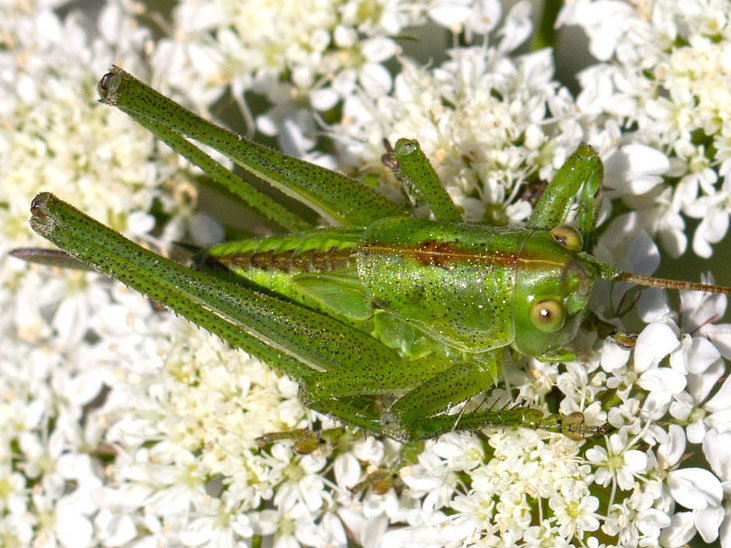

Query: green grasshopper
[[18, 67, 731, 443]]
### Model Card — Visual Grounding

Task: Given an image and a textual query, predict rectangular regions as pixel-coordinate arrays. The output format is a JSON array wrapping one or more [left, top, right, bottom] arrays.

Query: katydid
[[16, 67, 731, 443]]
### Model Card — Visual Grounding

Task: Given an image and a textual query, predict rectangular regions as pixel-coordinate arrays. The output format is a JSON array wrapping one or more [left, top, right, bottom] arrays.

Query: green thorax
[[356, 217, 526, 352]]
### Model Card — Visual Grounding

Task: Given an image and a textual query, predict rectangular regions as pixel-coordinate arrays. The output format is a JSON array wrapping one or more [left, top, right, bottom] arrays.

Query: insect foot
[[537, 411, 606, 441], [350, 470, 400, 496], [256, 427, 345, 455]]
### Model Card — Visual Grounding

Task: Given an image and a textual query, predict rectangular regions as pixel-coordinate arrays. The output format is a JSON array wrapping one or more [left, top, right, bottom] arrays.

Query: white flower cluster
[[1, 0, 730, 547], [560, 0, 731, 259], [153, 0, 503, 156], [330, 3, 583, 225], [588, 281, 731, 546], [0, 1, 235, 545]]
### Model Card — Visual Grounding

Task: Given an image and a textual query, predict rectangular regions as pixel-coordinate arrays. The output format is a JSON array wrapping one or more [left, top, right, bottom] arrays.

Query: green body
[[210, 216, 605, 359], [25, 67, 667, 442]]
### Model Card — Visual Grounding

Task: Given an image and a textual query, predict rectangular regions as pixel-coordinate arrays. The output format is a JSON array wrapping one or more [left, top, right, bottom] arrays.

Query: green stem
[[532, 0, 563, 51]]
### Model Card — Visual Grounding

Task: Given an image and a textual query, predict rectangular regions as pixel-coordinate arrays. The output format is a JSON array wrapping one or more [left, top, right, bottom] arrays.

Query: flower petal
[[668, 468, 723, 510], [634, 323, 679, 373]]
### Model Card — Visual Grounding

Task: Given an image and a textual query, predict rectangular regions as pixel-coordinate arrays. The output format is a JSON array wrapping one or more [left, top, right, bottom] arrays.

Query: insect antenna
[[614, 272, 731, 295]]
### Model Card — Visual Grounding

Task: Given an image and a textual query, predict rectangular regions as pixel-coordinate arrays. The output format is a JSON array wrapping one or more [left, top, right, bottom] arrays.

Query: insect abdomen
[[205, 227, 362, 306], [214, 245, 354, 273], [208, 226, 361, 274]]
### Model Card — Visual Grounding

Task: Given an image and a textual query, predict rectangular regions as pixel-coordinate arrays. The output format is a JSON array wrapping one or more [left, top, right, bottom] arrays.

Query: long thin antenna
[[614, 272, 731, 295]]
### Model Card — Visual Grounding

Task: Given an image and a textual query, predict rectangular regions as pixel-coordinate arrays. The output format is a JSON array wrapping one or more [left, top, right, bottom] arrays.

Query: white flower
[[431, 431, 485, 472], [661, 508, 726, 547], [548, 481, 601, 537], [703, 429, 731, 546], [428, 0, 502, 36], [557, 1, 637, 61], [0, 7, 196, 547], [603, 489, 671, 546], [177, 507, 254, 547], [151, 0, 448, 150], [652, 425, 726, 545], [401, 440, 459, 513], [669, 346, 730, 443], [94, 510, 138, 547], [251, 503, 324, 548], [603, 144, 670, 196], [685, 179, 731, 258], [679, 274, 729, 339], [586, 430, 648, 490], [272, 448, 329, 513], [667, 468, 723, 511]]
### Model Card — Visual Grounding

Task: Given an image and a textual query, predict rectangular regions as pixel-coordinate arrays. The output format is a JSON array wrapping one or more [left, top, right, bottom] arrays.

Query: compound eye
[[530, 299, 565, 333], [550, 226, 582, 252]]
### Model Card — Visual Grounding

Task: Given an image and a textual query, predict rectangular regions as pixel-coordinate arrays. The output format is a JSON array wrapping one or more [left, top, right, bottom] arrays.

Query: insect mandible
[[16, 67, 731, 443]]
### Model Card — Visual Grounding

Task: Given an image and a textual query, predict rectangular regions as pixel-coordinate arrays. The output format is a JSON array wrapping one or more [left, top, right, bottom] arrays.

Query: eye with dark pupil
[[549, 226, 582, 252], [529, 299, 565, 332]]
